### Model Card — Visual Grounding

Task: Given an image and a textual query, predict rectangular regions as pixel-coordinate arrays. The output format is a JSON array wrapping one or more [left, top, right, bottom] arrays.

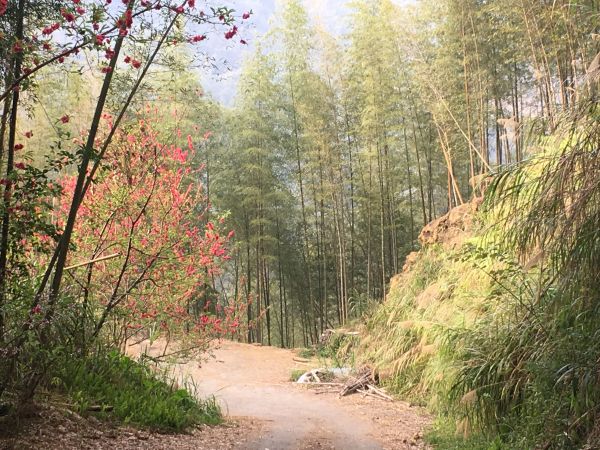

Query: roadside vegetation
[[54, 351, 222, 431], [0, 0, 247, 432], [0, 0, 598, 446], [355, 99, 600, 448]]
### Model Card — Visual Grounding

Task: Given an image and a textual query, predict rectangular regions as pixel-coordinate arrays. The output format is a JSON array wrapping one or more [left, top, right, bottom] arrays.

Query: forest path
[[129, 340, 430, 450]]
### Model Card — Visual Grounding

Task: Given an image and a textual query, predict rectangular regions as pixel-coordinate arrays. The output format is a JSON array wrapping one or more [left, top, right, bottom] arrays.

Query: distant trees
[[205, 0, 599, 347], [0, 0, 595, 401]]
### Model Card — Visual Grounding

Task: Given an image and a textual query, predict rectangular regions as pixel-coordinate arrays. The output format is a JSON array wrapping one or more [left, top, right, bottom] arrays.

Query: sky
[[199, 0, 407, 105]]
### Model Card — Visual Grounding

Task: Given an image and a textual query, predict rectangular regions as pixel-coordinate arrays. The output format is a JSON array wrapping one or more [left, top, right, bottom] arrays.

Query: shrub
[[53, 350, 221, 431]]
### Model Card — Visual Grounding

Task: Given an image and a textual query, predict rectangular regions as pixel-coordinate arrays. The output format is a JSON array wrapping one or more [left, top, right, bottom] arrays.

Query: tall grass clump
[[51, 350, 222, 431], [358, 240, 499, 410], [449, 100, 600, 448], [358, 98, 600, 448]]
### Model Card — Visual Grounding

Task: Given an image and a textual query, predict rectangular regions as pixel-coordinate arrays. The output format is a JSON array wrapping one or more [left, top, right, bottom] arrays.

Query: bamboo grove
[[5, 0, 597, 350], [200, 0, 599, 347]]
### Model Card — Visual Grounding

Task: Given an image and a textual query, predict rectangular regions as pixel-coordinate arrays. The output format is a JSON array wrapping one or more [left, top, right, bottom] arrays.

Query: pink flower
[[60, 115, 70, 123], [0, 0, 7, 16], [24, 131, 33, 138], [224, 26, 238, 40], [242, 11, 250, 20], [61, 9, 76, 22], [131, 59, 141, 69], [31, 305, 42, 314], [42, 24, 59, 35], [15, 162, 26, 170], [14, 144, 24, 151]]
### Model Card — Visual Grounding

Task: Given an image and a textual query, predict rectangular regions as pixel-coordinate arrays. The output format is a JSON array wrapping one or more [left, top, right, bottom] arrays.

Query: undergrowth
[[290, 368, 305, 381], [425, 419, 504, 450], [52, 350, 221, 431], [324, 333, 359, 368], [299, 332, 359, 369], [356, 101, 600, 448]]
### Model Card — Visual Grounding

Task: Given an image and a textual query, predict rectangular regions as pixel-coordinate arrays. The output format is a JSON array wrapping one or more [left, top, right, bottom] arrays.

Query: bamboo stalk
[[65, 253, 121, 271]]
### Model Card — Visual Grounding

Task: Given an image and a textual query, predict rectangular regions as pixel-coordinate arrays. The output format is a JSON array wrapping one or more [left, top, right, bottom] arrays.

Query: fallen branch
[[339, 367, 373, 397], [366, 384, 393, 401], [87, 405, 114, 412], [358, 388, 381, 400], [293, 357, 311, 363]]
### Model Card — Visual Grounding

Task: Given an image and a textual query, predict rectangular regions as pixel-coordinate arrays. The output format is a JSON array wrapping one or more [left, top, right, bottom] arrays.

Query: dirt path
[[130, 340, 430, 449]]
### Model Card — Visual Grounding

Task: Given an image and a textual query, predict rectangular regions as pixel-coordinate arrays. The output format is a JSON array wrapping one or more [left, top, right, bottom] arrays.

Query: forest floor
[[130, 340, 431, 449], [1, 341, 430, 449]]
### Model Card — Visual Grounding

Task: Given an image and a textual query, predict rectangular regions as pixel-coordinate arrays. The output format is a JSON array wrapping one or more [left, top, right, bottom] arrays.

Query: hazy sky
[[199, 0, 404, 105]]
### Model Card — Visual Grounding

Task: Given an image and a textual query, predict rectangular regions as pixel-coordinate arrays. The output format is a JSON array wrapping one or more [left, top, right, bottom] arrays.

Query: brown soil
[[1, 341, 431, 449], [418, 197, 483, 251], [0, 405, 263, 450]]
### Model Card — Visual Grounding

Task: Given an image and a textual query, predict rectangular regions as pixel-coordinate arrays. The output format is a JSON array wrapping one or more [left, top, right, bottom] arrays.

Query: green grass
[[290, 369, 305, 381], [54, 350, 221, 431], [425, 419, 505, 450], [355, 243, 493, 407], [297, 347, 316, 359]]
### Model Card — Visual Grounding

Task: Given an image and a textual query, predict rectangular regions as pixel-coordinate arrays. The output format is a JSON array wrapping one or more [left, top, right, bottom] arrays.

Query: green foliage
[[53, 351, 221, 431], [323, 333, 358, 369], [297, 347, 316, 359], [447, 102, 600, 448], [357, 242, 492, 406], [290, 369, 305, 382], [357, 101, 600, 448], [426, 419, 504, 450]]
